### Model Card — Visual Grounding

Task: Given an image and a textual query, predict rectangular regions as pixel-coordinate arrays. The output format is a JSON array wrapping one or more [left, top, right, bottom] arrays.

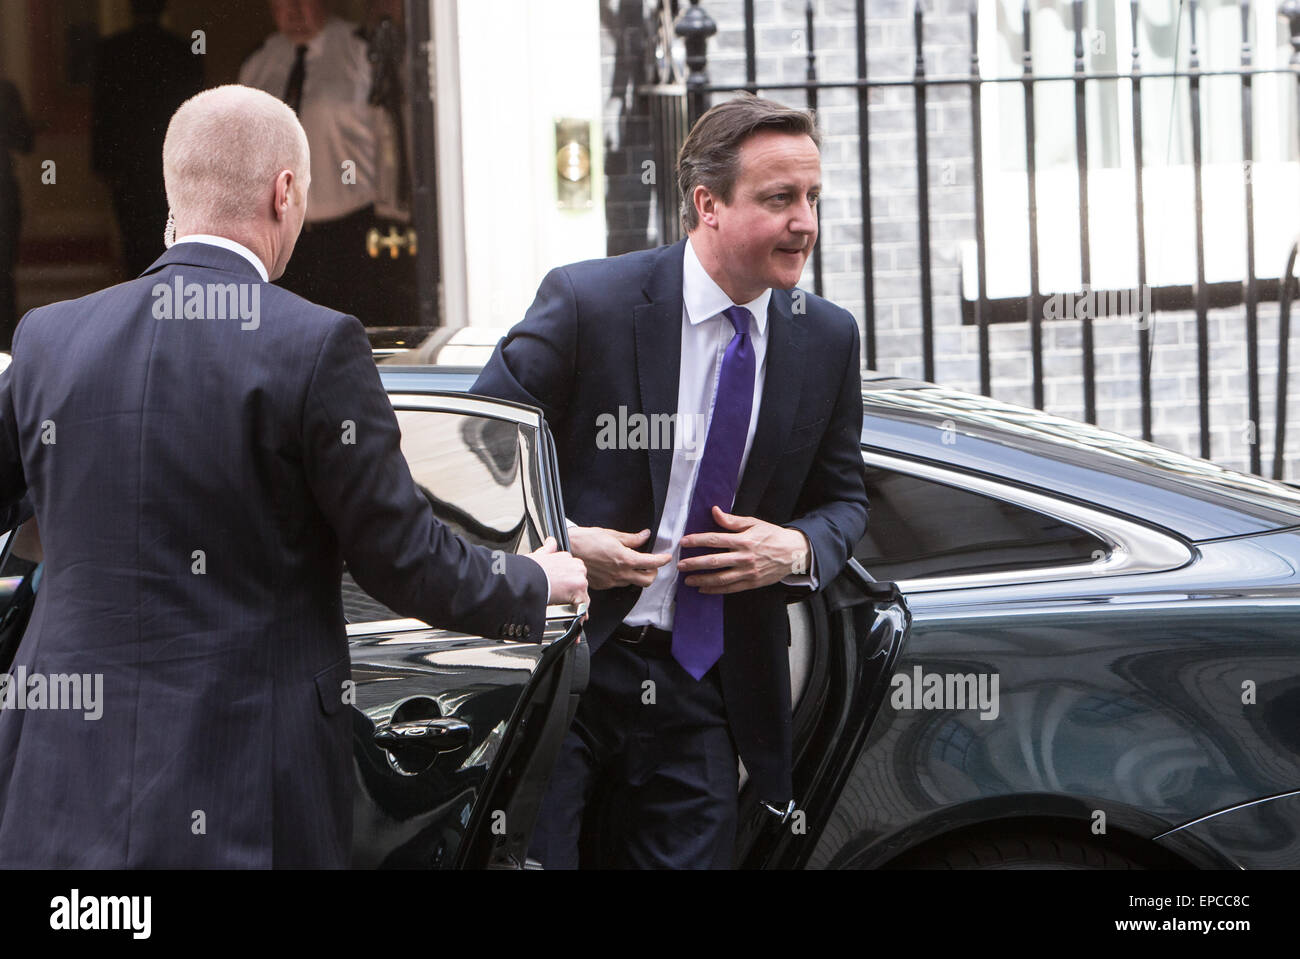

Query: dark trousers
[[529, 635, 739, 869], [277, 204, 417, 328]]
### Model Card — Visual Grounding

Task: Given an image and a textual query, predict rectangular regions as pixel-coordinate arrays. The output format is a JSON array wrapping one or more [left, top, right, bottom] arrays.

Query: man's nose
[[790, 197, 818, 234]]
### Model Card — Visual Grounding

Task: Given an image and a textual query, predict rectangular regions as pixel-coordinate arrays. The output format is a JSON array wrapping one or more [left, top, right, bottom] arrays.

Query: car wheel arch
[[823, 805, 1224, 871]]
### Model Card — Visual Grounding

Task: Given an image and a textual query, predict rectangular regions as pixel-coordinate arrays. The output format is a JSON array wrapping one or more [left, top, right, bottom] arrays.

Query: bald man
[[0, 85, 586, 868]]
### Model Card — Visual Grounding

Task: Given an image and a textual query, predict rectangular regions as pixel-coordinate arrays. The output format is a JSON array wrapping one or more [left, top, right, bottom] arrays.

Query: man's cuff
[[779, 529, 819, 589]]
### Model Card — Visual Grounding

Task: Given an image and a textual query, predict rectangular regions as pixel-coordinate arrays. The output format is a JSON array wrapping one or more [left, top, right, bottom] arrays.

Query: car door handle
[[374, 718, 471, 754]]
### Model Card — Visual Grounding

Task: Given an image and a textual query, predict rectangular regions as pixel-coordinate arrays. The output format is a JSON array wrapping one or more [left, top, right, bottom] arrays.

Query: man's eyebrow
[[754, 181, 823, 193]]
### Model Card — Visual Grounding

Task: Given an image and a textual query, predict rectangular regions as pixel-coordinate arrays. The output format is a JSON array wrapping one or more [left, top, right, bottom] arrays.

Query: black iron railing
[[639, 0, 1300, 475]]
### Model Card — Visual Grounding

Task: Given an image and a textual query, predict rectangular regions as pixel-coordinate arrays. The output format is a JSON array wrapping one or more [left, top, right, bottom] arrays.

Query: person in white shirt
[[239, 0, 415, 326]]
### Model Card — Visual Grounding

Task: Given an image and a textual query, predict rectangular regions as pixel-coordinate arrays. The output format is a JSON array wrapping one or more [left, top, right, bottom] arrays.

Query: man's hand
[[567, 525, 672, 591], [677, 506, 812, 595], [529, 537, 589, 611]]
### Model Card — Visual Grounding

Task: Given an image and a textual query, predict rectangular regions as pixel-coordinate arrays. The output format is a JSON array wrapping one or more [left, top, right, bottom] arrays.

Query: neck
[[179, 225, 273, 276], [284, 25, 324, 44]]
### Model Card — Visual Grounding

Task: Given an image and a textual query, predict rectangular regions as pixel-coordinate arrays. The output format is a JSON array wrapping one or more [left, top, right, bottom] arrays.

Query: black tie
[[283, 44, 308, 114]]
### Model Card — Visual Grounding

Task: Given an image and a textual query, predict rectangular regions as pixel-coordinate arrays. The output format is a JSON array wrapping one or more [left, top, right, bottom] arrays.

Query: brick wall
[[601, 0, 1295, 480]]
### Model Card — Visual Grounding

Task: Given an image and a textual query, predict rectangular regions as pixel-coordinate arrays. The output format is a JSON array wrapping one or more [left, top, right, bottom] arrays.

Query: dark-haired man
[[473, 94, 869, 868], [0, 78, 32, 349], [92, 0, 203, 278]]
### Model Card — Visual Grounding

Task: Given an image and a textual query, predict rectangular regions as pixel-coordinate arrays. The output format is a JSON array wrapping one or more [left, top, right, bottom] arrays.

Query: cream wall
[[440, 0, 606, 329]]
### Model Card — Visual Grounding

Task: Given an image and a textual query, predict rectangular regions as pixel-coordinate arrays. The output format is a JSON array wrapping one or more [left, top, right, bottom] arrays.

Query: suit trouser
[[277, 204, 417, 328], [528, 634, 738, 869]]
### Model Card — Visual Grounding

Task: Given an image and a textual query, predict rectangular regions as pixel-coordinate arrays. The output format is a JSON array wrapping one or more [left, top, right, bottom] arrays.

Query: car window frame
[[344, 390, 576, 637], [860, 448, 1194, 593]]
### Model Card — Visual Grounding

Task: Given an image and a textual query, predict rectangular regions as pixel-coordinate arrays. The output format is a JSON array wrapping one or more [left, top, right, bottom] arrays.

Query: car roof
[[859, 378, 1300, 540], [380, 364, 1300, 541]]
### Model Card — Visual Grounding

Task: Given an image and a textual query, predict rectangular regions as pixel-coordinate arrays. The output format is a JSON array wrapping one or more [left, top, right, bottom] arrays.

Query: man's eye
[[769, 194, 788, 203], [809, 195, 820, 206]]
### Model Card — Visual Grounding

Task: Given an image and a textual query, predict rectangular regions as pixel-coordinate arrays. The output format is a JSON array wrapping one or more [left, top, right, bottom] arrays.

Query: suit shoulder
[[16, 281, 135, 335], [548, 243, 672, 293], [789, 287, 858, 334], [258, 283, 361, 342]]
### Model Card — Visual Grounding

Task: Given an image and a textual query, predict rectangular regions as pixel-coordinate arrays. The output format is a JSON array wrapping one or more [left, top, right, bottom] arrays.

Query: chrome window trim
[[389, 391, 558, 542], [346, 618, 430, 637], [346, 606, 582, 639], [386, 392, 543, 429], [861, 449, 1193, 593], [338, 393, 562, 638]]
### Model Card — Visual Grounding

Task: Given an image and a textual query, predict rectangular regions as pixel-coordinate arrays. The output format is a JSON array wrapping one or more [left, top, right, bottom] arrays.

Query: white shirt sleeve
[[778, 528, 819, 590]]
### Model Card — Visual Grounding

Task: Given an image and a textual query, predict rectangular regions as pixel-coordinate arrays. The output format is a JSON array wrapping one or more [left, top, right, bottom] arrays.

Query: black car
[[3, 363, 1297, 869]]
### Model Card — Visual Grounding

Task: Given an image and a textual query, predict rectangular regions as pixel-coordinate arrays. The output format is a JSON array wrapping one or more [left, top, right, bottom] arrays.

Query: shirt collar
[[683, 237, 770, 335], [174, 234, 270, 282]]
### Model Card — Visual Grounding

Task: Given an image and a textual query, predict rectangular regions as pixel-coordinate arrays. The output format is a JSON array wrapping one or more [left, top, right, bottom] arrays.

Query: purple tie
[[672, 305, 755, 680]]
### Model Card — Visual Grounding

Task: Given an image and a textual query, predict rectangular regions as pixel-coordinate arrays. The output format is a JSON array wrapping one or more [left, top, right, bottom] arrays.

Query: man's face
[[271, 0, 326, 43], [708, 130, 820, 300]]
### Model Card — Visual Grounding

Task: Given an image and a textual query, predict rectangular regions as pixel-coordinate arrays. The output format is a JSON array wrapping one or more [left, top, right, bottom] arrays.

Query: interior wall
[[3, 0, 365, 311]]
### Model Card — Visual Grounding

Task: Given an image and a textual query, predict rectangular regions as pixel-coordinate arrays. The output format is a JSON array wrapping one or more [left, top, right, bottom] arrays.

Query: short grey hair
[[163, 84, 309, 230]]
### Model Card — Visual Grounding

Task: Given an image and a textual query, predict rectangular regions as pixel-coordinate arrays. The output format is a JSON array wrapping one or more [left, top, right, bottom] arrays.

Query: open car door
[[0, 391, 583, 869], [342, 392, 586, 869], [736, 560, 911, 868]]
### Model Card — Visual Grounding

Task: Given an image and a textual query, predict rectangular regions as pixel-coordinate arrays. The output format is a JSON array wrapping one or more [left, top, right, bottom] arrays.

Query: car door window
[[342, 406, 550, 625], [854, 462, 1108, 581], [0, 517, 41, 672]]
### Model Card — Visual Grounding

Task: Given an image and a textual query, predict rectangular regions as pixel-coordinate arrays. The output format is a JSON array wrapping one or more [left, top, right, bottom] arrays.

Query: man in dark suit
[[473, 94, 869, 868], [0, 84, 586, 868], [0, 76, 33, 349], [91, 0, 203, 277]]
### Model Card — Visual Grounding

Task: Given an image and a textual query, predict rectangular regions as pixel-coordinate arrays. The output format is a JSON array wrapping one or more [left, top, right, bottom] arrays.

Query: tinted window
[[343, 408, 548, 625], [854, 464, 1108, 581], [864, 384, 1300, 539]]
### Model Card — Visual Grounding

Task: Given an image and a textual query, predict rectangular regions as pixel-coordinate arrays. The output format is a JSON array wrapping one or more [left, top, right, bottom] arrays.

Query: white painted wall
[[441, 0, 606, 329]]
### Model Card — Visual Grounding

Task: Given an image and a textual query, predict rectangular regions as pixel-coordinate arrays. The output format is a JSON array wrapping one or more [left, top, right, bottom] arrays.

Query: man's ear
[[272, 169, 294, 222], [694, 184, 720, 229]]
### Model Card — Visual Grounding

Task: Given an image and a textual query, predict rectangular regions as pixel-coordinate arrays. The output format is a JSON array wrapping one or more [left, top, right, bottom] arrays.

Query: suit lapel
[[632, 240, 687, 524], [733, 289, 805, 516]]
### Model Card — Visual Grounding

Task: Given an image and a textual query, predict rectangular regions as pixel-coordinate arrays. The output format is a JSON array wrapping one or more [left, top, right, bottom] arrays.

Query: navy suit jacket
[[472, 239, 869, 801], [0, 242, 548, 867]]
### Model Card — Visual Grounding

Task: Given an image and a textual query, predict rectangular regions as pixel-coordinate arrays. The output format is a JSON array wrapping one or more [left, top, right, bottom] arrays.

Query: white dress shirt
[[238, 17, 378, 223], [623, 238, 816, 631], [173, 234, 269, 281]]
